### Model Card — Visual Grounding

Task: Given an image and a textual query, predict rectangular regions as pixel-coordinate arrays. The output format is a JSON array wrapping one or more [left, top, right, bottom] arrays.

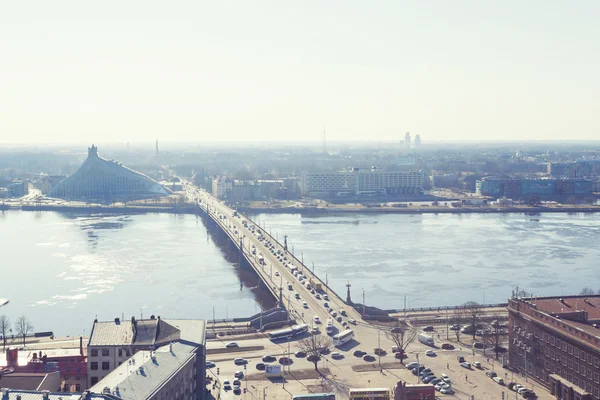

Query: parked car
[[279, 357, 293, 365], [223, 380, 232, 390], [486, 371, 498, 378], [460, 362, 471, 369], [255, 363, 265, 370], [362, 354, 375, 362], [406, 362, 420, 369], [336, 316, 343, 322], [234, 371, 244, 378], [331, 352, 344, 359], [441, 343, 454, 350], [311, 327, 320, 334], [457, 356, 465, 363], [425, 350, 436, 356], [262, 355, 276, 362], [394, 352, 406, 359], [353, 350, 366, 357], [430, 378, 442, 385], [440, 388, 454, 395], [314, 316, 321, 324], [423, 326, 435, 332], [234, 358, 248, 365], [493, 377, 505, 385], [323, 294, 329, 301], [422, 375, 437, 383], [294, 351, 306, 358], [473, 361, 482, 369], [205, 361, 216, 368], [307, 354, 320, 362], [374, 348, 386, 356]]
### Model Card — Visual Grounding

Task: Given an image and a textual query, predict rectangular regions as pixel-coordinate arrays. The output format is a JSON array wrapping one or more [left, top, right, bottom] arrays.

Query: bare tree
[[463, 301, 484, 340], [296, 334, 332, 372], [484, 316, 508, 359], [15, 315, 33, 348], [0, 315, 10, 350], [450, 307, 464, 343], [385, 322, 418, 364], [580, 287, 596, 296]]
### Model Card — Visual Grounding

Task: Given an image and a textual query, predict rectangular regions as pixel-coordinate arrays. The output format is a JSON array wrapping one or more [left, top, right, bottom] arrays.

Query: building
[[89, 342, 200, 400], [0, 389, 107, 399], [86, 316, 205, 393], [38, 175, 67, 194], [413, 135, 421, 148], [548, 162, 600, 178], [300, 168, 423, 197], [475, 178, 593, 198], [508, 295, 600, 400], [0, 372, 61, 392], [404, 132, 411, 149], [7, 180, 28, 198], [47, 145, 170, 201], [211, 176, 232, 200]]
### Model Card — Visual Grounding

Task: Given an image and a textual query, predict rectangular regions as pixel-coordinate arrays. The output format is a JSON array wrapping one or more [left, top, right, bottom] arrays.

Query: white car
[[435, 383, 450, 391], [440, 388, 454, 395], [425, 350, 436, 356], [226, 342, 239, 348], [314, 316, 321, 324], [348, 318, 357, 325]]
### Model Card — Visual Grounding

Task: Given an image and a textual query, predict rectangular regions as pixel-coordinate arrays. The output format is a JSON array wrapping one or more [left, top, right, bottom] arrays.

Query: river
[[1, 210, 598, 335]]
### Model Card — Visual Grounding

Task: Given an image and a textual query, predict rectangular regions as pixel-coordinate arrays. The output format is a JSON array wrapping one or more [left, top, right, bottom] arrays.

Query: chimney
[[41, 391, 50, 400], [6, 348, 19, 368], [80, 336, 84, 356]]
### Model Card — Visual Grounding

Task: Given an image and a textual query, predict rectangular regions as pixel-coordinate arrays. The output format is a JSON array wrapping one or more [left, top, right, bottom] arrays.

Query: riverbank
[[2, 203, 197, 214], [241, 204, 600, 215]]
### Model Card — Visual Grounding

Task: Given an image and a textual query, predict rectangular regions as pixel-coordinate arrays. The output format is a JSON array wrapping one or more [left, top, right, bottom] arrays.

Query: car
[[406, 362, 420, 369], [262, 355, 276, 362], [303, 301, 308, 308], [314, 316, 321, 324], [295, 293, 301, 299], [425, 350, 436, 356], [311, 327, 319, 334], [430, 378, 442, 385], [233, 388, 241, 395], [234, 370, 244, 378], [331, 311, 338, 317], [331, 352, 344, 359], [518, 388, 532, 395], [353, 350, 366, 357], [223, 380, 232, 390], [205, 361, 216, 368], [362, 354, 375, 361], [226, 342, 239, 348], [413, 366, 426, 375], [522, 391, 536, 399], [440, 388, 454, 395], [323, 294, 329, 301], [440, 373, 448, 379], [442, 377, 452, 384], [451, 324, 460, 330], [435, 383, 450, 391], [255, 362, 265, 370], [457, 356, 465, 363], [274, 271, 279, 276], [512, 384, 524, 392], [441, 343, 454, 350], [340, 309, 347, 316], [336, 316, 343, 322], [419, 368, 432, 376], [394, 352, 406, 359], [279, 357, 293, 365], [323, 302, 329, 308], [318, 347, 330, 355], [374, 348, 386, 355], [493, 377, 505, 385], [295, 351, 306, 358], [423, 326, 435, 332], [233, 379, 241, 387], [486, 371, 497, 378], [460, 362, 471, 369], [473, 361, 482, 369], [348, 318, 357, 325], [422, 375, 436, 383], [315, 294, 321, 299], [234, 358, 248, 365]]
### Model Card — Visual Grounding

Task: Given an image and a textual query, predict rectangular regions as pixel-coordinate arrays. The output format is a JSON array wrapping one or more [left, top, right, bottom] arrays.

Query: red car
[[279, 357, 293, 365], [441, 343, 454, 350]]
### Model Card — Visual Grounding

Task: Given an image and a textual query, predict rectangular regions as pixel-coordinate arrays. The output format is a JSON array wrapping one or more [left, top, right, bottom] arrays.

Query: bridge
[[188, 185, 367, 336]]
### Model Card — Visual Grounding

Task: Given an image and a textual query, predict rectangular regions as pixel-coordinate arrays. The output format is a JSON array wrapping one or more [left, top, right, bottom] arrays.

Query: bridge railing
[[385, 303, 508, 314]]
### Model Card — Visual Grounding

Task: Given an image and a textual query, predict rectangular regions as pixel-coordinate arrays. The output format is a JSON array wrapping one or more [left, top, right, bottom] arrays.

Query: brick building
[[508, 295, 600, 400]]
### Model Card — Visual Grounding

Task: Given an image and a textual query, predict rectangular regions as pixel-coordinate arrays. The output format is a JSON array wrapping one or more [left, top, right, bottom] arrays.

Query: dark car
[[353, 350, 365, 357], [294, 351, 307, 358], [441, 343, 454, 350], [423, 326, 435, 332], [262, 355, 276, 363], [318, 347, 330, 355], [307, 354, 321, 362], [394, 352, 407, 359], [486, 371, 498, 378], [363, 354, 375, 362], [279, 357, 293, 365], [374, 348, 386, 356], [255, 363, 265, 370]]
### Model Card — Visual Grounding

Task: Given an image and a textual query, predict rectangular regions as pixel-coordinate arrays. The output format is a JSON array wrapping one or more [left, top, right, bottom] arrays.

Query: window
[[568, 344, 573, 354], [556, 338, 561, 348], [563, 355, 567, 366], [102, 361, 110, 370], [562, 342, 567, 352], [595, 357, 599, 368], [587, 354, 592, 365], [581, 365, 586, 376], [594, 372, 599, 384], [569, 359, 573, 369], [575, 348, 579, 358], [91, 377, 98, 386], [91, 362, 98, 371], [575, 362, 579, 373], [545, 333, 550, 342], [90, 348, 98, 357], [587, 369, 592, 379], [102, 348, 109, 357], [118, 349, 123, 357], [75, 384, 81, 392]]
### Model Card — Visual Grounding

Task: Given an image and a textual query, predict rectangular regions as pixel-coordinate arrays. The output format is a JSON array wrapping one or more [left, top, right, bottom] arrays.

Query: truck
[[418, 333, 435, 346]]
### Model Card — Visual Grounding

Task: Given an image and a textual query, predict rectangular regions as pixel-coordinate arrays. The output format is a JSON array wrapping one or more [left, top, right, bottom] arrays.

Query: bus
[[268, 324, 308, 340], [349, 388, 390, 400], [332, 329, 354, 347], [292, 394, 335, 400]]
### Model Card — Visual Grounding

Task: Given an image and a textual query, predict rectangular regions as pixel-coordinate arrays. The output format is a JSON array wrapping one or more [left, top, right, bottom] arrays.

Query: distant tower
[[346, 281, 352, 304], [322, 125, 327, 154], [414, 134, 421, 147], [155, 139, 159, 157], [284, 234, 288, 251], [404, 132, 411, 149]]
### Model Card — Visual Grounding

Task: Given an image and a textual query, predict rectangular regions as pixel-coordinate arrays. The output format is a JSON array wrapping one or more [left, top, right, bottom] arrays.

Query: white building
[[211, 176, 232, 200], [300, 168, 423, 197]]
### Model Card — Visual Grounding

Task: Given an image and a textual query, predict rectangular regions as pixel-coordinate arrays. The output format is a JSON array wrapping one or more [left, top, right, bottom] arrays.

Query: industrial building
[[508, 295, 600, 400], [300, 168, 423, 197], [476, 178, 593, 198], [47, 145, 170, 201]]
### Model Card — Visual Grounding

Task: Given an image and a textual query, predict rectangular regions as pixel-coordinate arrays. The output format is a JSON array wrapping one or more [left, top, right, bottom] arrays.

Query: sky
[[1, 1, 599, 144]]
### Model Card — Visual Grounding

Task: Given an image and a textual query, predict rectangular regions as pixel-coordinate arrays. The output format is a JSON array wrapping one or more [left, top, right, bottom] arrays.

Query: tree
[[0, 315, 10, 350], [385, 322, 418, 364], [484, 316, 508, 359], [296, 334, 332, 372], [463, 301, 484, 340], [450, 307, 464, 343], [580, 287, 596, 296], [15, 315, 33, 348]]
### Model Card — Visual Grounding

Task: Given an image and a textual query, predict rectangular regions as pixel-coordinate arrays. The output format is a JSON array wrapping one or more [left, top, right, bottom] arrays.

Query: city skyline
[[2, 1, 600, 144]]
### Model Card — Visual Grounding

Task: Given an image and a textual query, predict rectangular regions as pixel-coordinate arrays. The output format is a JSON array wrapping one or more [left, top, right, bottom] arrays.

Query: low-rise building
[[86, 316, 205, 397], [89, 342, 200, 400], [508, 294, 600, 400]]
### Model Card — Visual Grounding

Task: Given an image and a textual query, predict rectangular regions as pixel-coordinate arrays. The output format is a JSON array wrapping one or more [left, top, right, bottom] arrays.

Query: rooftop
[[0, 373, 52, 391], [532, 295, 600, 320], [0, 389, 106, 400], [89, 320, 134, 347], [89, 342, 197, 400]]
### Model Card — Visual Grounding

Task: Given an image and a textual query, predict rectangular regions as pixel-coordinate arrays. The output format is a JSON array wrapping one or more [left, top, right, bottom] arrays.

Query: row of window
[[90, 348, 131, 357], [90, 361, 111, 371]]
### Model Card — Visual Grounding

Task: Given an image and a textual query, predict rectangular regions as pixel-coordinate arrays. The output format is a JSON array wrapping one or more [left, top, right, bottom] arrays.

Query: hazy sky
[[1, 1, 599, 144]]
